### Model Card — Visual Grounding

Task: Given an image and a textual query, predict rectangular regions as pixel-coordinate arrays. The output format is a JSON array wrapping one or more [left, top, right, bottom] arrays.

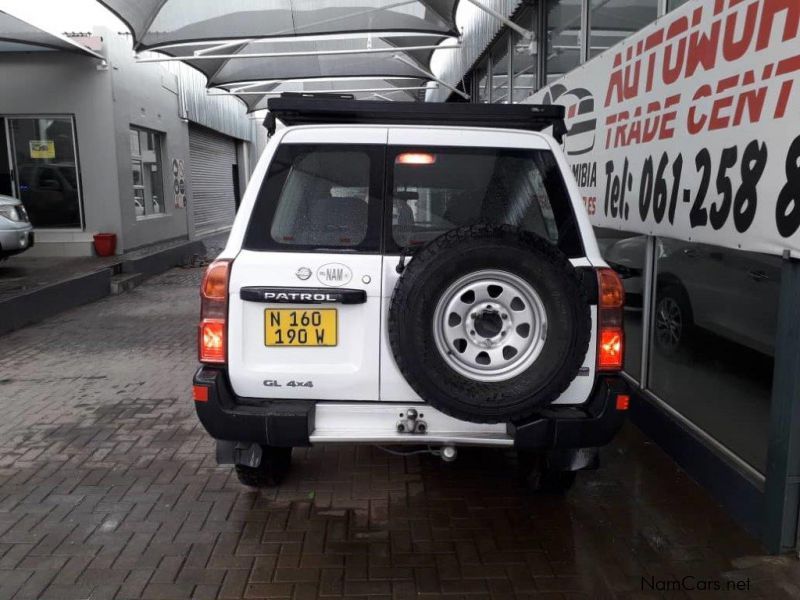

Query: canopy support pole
[[194, 38, 252, 56], [135, 43, 461, 62], [392, 53, 469, 100], [209, 85, 437, 96], [228, 77, 421, 93], [462, 0, 534, 40]]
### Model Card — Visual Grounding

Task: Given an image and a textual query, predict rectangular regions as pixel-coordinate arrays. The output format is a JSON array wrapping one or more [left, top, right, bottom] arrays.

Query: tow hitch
[[393, 408, 457, 462], [396, 408, 427, 434]]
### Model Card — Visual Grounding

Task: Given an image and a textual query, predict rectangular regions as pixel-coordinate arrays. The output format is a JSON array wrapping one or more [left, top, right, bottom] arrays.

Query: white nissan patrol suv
[[193, 95, 628, 492]]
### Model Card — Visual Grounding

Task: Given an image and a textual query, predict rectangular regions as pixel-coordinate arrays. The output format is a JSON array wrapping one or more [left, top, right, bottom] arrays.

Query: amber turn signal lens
[[202, 260, 230, 300], [597, 268, 625, 308]]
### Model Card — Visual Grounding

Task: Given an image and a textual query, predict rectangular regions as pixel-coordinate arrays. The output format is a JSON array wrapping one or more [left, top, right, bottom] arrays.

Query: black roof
[[264, 94, 567, 142]]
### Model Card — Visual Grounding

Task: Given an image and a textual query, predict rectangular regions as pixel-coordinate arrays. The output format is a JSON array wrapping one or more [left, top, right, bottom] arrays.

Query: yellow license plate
[[264, 309, 337, 347]]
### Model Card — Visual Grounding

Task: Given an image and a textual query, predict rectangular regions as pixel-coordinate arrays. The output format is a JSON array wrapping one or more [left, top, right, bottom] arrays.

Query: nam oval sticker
[[316, 263, 352, 287]]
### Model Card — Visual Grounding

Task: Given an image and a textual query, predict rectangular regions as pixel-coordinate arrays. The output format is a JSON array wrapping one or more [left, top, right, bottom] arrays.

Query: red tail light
[[199, 259, 231, 364], [597, 268, 625, 371]]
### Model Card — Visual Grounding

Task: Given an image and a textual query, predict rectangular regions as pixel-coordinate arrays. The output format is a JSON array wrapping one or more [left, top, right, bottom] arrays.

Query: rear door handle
[[240, 287, 367, 304], [748, 270, 769, 282], [682, 248, 699, 258]]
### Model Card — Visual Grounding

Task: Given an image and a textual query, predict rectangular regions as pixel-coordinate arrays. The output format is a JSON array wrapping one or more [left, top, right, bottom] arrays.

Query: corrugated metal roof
[[167, 60, 255, 141], [427, 0, 523, 102]]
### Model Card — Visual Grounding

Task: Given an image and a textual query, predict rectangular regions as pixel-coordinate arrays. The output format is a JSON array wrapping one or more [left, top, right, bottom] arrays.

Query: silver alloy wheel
[[655, 296, 682, 350], [432, 269, 548, 382]]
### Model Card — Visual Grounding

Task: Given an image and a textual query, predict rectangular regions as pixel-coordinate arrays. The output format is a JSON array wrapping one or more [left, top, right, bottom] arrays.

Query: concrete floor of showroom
[[0, 248, 798, 599]]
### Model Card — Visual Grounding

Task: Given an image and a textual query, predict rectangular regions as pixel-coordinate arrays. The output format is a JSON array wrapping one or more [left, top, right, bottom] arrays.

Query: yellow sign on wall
[[29, 140, 55, 159]]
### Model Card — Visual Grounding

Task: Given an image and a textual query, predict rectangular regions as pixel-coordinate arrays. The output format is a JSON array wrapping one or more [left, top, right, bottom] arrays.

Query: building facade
[[0, 27, 261, 256], [432, 0, 800, 552]]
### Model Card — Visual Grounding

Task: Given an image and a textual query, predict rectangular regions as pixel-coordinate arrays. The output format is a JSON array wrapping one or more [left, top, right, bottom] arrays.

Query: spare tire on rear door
[[388, 224, 591, 424]]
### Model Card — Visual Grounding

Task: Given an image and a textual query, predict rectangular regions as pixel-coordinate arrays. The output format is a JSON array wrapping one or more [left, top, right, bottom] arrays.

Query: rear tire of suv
[[234, 446, 292, 487], [527, 468, 577, 493], [389, 224, 591, 424], [517, 451, 577, 493]]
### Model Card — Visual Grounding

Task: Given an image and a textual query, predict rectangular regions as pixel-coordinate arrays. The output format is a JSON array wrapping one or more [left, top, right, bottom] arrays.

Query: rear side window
[[388, 147, 582, 257], [244, 144, 383, 252]]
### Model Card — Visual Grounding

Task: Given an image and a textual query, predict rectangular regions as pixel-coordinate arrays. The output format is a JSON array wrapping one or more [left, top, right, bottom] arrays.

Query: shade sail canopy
[[218, 77, 430, 111], [0, 10, 104, 57], [159, 34, 439, 87], [98, 0, 459, 50]]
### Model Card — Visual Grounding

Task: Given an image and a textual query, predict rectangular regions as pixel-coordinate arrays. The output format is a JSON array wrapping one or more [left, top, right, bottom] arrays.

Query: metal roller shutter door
[[189, 124, 237, 235]]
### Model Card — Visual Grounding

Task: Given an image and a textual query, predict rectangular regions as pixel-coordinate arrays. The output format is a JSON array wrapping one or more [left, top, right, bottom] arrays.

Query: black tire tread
[[388, 224, 591, 424], [234, 446, 291, 487], [516, 450, 577, 493]]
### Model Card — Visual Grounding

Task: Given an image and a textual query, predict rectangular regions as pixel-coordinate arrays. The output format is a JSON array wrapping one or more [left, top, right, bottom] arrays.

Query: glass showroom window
[[648, 238, 780, 474], [491, 32, 511, 103], [596, 228, 646, 382], [130, 126, 165, 218], [511, 7, 538, 102], [546, 0, 583, 84], [7, 116, 82, 228], [589, 0, 659, 59]]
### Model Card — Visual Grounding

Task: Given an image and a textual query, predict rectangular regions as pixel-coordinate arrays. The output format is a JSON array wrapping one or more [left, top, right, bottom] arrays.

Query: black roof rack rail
[[264, 94, 567, 142]]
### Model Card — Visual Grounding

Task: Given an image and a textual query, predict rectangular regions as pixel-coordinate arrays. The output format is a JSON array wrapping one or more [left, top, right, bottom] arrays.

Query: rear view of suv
[[193, 96, 628, 492]]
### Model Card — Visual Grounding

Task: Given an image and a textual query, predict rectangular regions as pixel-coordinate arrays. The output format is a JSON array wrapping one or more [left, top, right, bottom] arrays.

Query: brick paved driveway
[[0, 263, 793, 599]]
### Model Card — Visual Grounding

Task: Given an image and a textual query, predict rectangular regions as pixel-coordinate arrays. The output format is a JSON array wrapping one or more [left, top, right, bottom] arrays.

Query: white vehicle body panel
[[227, 250, 383, 400], [226, 126, 386, 401], [226, 124, 604, 409]]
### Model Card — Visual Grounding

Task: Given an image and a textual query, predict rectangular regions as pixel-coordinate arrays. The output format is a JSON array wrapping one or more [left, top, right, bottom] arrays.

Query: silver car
[[604, 235, 779, 356], [0, 194, 34, 261]]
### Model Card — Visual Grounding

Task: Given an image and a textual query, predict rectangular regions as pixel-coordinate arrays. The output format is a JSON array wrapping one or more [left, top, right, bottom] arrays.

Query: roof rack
[[264, 93, 567, 142]]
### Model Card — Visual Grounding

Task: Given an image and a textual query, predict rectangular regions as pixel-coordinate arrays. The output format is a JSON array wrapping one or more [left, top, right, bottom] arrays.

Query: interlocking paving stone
[[0, 263, 794, 599]]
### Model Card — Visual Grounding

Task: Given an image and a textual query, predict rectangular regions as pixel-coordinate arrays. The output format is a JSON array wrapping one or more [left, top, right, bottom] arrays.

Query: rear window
[[244, 144, 383, 252], [388, 147, 582, 257], [244, 143, 582, 257]]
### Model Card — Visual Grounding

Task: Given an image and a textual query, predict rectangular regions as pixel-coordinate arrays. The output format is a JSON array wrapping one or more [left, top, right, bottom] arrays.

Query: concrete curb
[[0, 269, 111, 336], [121, 240, 205, 277], [0, 238, 207, 337]]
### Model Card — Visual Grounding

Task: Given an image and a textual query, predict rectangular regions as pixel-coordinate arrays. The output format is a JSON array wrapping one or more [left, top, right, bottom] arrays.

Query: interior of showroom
[[429, 0, 800, 553]]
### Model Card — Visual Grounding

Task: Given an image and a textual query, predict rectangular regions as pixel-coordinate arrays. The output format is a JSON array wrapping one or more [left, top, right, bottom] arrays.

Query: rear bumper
[[193, 367, 627, 450]]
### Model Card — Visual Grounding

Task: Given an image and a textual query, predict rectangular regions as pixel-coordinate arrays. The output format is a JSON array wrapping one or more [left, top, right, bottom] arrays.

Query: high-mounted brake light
[[199, 259, 231, 364], [396, 152, 437, 165], [597, 267, 625, 371]]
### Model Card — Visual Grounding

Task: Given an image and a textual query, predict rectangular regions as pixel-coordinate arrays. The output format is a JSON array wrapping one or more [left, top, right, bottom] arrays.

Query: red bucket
[[93, 233, 117, 257]]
